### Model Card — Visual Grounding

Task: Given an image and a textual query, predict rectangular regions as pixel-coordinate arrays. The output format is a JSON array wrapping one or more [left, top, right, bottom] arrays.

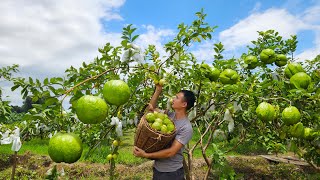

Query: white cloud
[[219, 8, 309, 50], [135, 25, 175, 56], [190, 40, 216, 64], [296, 5, 320, 61], [219, 4, 320, 61], [0, 0, 126, 105], [301, 6, 320, 24], [0, 0, 125, 73], [296, 29, 320, 61], [0, 1, 176, 105]]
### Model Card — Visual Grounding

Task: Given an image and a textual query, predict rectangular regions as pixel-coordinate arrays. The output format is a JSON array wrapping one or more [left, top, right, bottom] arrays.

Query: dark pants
[[152, 167, 185, 180]]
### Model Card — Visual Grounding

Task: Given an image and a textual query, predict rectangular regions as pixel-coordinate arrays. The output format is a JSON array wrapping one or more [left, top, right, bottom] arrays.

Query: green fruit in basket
[[157, 113, 166, 119], [161, 125, 168, 133], [155, 118, 163, 124], [167, 123, 175, 132], [153, 111, 159, 117], [152, 122, 162, 131], [163, 118, 171, 125], [146, 113, 156, 123]]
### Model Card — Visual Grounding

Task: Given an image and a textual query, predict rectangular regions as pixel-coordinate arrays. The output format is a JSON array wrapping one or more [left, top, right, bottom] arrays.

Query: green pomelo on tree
[[284, 62, 305, 78], [256, 102, 276, 122], [275, 54, 287, 67], [75, 95, 108, 124], [48, 132, 83, 164], [219, 69, 239, 84], [103, 80, 131, 106], [290, 72, 311, 89], [281, 106, 301, 125], [289, 122, 305, 138], [200, 64, 220, 82], [244, 55, 258, 69], [304, 128, 316, 140], [260, 49, 276, 64], [208, 67, 221, 81]]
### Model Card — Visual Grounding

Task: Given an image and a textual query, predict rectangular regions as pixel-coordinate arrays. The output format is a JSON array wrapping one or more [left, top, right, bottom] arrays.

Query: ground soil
[[0, 152, 319, 180]]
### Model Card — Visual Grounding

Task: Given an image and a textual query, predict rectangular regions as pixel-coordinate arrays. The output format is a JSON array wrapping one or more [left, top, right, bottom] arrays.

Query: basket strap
[[144, 134, 162, 151]]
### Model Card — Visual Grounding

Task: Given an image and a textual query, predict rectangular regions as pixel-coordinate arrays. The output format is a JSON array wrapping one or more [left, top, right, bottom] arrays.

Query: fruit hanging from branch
[[48, 132, 83, 164], [75, 95, 109, 124], [103, 80, 131, 106]]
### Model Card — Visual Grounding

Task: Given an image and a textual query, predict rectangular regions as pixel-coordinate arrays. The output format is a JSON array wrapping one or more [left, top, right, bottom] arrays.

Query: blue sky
[[0, 0, 319, 105]]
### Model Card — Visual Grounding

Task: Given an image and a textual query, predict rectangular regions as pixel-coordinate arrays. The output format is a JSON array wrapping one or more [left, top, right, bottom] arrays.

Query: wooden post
[[11, 151, 18, 180]]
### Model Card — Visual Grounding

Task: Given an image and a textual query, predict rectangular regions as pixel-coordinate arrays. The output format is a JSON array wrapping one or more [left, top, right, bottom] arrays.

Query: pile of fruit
[[145, 111, 175, 134]]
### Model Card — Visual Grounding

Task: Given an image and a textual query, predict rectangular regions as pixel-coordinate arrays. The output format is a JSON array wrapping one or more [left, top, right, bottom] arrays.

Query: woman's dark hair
[[180, 90, 196, 110]]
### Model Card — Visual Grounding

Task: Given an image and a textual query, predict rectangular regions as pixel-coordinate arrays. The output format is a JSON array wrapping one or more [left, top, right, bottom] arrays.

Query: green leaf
[[56, 77, 63, 83], [11, 84, 20, 91], [50, 78, 56, 84], [32, 96, 39, 102], [121, 39, 128, 47], [48, 86, 57, 95], [132, 35, 139, 42], [45, 98, 58, 106], [29, 77, 34, 85], [44, 78, 49, 85]]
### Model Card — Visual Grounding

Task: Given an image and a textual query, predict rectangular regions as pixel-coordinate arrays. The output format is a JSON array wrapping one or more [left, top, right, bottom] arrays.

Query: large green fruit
[[244, 55, 258, 69], [200, 63, 211, 79], [219, 69, 239, 84], [75, 95, 108, 124], [290, 72, 311, 89], [289, 122, 304, 138], [103, 80, 130, 106], [256, 102, 276, 122], [304, 128, 317, 140], [48, 132, 83, 163], [260, 49, 276, 64], [284, 63, 305, 78], [275, 54, 287, 67], [201, 64, 220, 81], [146, 113, 156, 123], [208, 67, 221, 81], [281, 106, 301, 125]]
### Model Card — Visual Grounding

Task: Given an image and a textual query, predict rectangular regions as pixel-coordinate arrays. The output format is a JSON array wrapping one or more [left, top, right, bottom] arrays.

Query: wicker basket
[[134, 115, 176, 153]]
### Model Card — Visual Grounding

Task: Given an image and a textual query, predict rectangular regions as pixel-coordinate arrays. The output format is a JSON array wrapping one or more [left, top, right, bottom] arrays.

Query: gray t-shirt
[[153, 111, 193, 172]]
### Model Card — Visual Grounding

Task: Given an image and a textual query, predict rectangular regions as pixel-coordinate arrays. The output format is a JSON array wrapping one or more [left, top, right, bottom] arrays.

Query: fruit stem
[[258, 97, 291, 104], [60, 67, 117, 113], [84, 125, 115, 159]]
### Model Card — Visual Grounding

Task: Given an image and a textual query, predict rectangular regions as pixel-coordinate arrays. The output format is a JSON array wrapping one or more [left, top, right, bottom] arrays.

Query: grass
[[0, 128, 268, 165], [0, 138, 49, 155], [0, 129, 148, 165], [1, 128, 320, 180]]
